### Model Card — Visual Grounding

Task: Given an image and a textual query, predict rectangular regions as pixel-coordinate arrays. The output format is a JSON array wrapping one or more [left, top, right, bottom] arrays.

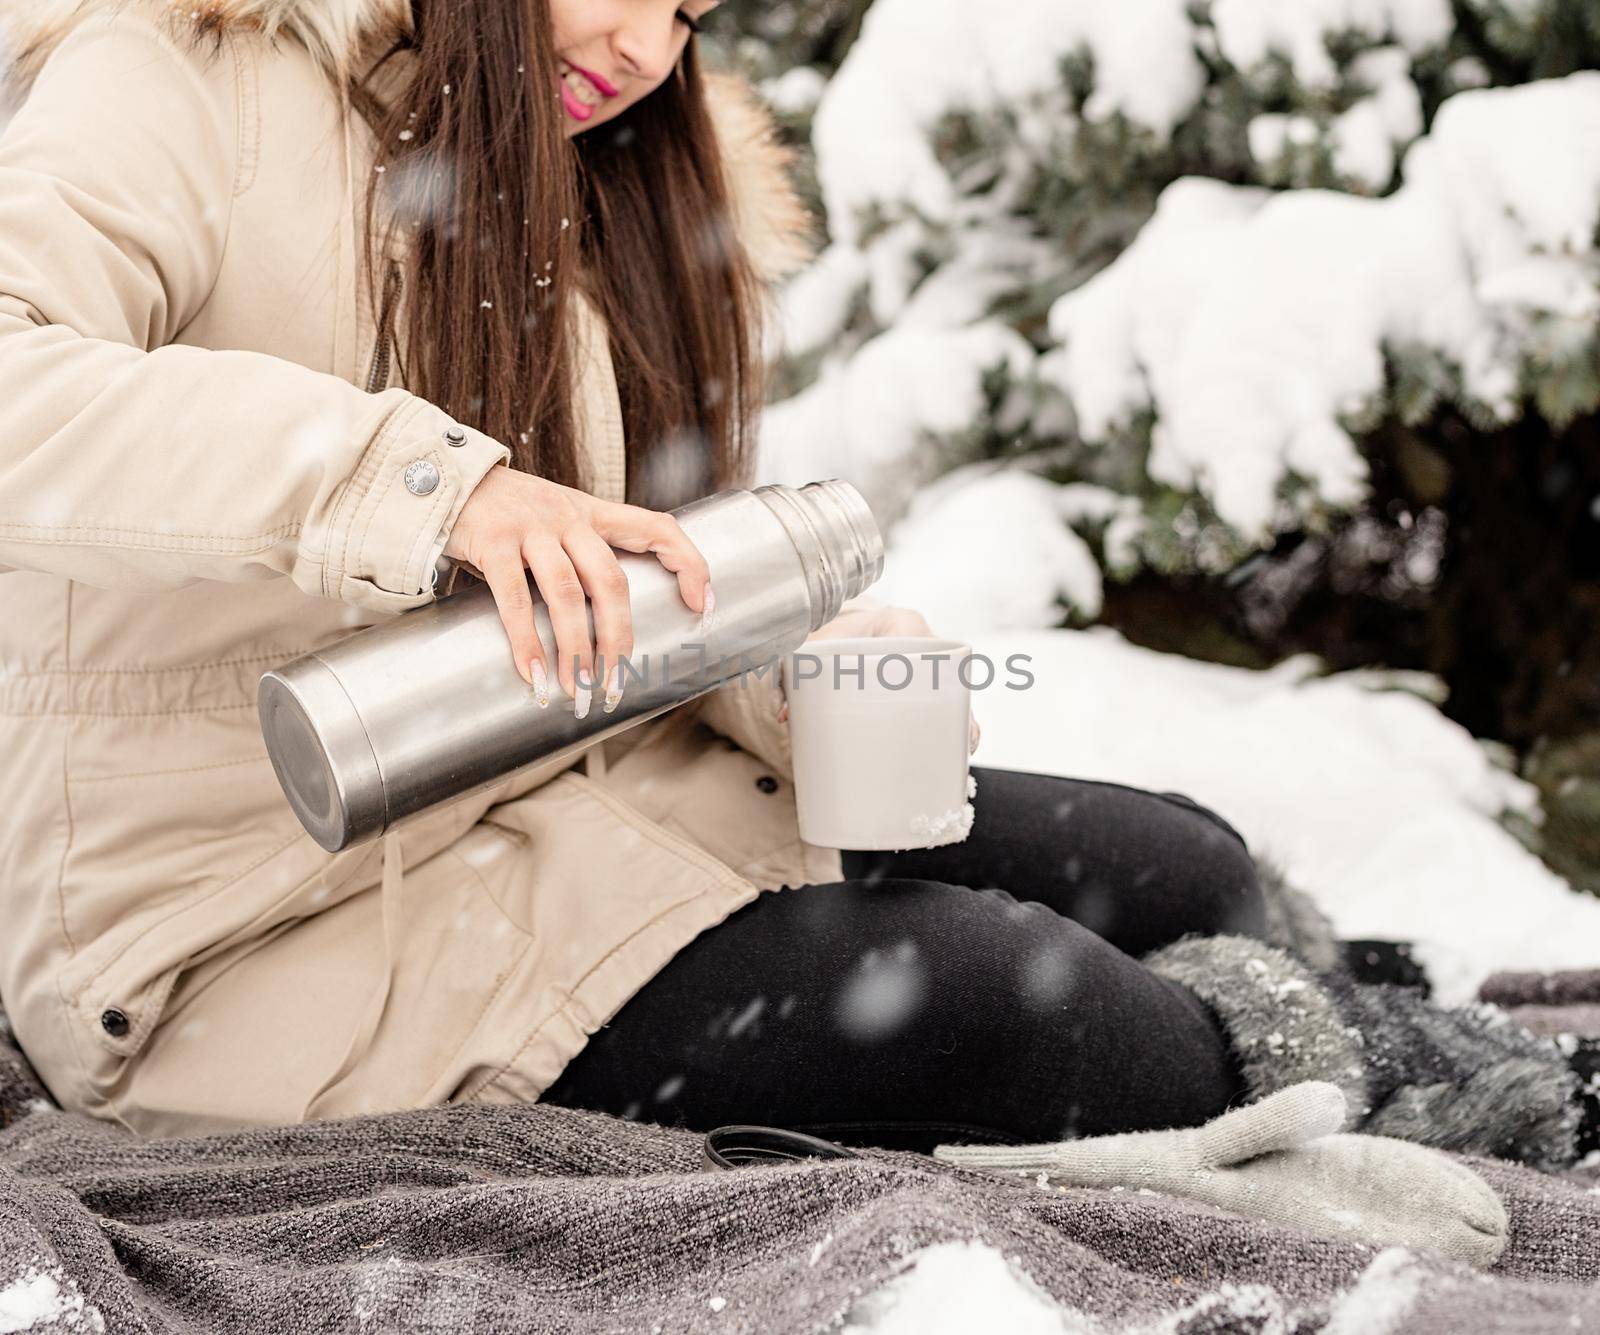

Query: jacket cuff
[[326, 396, 509, 614]]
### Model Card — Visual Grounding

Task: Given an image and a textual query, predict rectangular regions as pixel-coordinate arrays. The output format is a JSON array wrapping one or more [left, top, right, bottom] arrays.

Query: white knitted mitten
[[933, 1082, 1508, 1269]]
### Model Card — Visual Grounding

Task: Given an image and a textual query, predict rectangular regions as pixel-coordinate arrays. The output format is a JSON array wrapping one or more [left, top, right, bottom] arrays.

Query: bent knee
[[1143, 791, 1264, 939]]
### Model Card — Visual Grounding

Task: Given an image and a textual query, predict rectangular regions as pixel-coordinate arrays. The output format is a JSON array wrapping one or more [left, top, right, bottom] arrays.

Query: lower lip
[[560, 78, 596, 122]]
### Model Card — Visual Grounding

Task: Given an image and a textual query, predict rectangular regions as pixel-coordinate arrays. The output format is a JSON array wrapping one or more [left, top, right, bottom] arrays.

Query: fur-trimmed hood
[[1, 0, 814, 282]]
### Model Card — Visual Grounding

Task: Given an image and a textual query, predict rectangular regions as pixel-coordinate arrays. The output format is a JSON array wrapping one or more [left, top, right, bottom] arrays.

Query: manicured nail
[[777, 701, 789, 724], [574, 676, 592, 720], [603, 663, 623, 714], [699, 584, 716, 636], [530, 660, 550, 708], [969, 716, 981, 754]]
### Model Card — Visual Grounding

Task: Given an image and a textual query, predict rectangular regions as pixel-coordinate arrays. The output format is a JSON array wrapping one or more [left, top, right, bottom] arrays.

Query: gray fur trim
[[1144, 934, 1370, 1127], [1363, 1060, 1582, 1172], [1252, 858, 1342, 973], [1325, 974, 1582, 1170]]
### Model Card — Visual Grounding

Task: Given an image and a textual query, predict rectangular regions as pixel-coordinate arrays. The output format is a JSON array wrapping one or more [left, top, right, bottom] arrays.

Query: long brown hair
[[351, 0, 765, 510]]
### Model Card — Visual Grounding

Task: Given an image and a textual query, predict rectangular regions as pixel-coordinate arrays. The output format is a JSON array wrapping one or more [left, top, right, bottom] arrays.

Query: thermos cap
[[755, 480, 885, 631]]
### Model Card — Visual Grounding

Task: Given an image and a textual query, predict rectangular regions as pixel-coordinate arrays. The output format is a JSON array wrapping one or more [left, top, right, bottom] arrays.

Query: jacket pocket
[[447, 770, 759, 1105], [55, 723, 312, 1086]]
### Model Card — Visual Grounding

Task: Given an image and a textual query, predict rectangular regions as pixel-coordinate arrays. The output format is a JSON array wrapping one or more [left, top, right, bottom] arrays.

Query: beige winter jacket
[[0, 0, 847, 1136]]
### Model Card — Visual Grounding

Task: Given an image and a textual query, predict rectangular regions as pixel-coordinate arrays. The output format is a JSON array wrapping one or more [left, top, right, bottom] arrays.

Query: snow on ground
[[850, 1240, 1433, 1333], [956, 622, 1600, 1004], [843, 1243, 1075, 1335]]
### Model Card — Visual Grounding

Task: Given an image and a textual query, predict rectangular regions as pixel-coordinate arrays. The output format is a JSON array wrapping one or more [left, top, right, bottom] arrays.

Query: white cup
[[781, 635, 975, 851]]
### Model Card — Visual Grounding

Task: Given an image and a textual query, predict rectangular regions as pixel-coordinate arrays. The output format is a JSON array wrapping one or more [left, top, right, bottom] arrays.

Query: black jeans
[[541, 766, 1270, 1152]]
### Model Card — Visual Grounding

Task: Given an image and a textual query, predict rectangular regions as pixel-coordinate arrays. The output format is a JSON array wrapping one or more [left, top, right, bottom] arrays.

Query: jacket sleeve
[[0, 13, 508, 614], [680, 593, 889, 776]]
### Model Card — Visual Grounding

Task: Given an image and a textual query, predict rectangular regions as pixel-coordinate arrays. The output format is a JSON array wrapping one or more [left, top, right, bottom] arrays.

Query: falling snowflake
[[727, 995, 765, 1038], [836, 940, 927, 1043]]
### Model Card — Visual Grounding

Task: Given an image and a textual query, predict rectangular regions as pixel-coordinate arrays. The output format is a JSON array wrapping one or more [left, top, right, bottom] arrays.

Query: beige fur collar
[[2, 0, 813, 282]]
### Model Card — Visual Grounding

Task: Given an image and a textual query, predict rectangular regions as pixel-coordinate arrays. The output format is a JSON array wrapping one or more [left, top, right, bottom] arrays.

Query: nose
[[612, 6, 681, 84]]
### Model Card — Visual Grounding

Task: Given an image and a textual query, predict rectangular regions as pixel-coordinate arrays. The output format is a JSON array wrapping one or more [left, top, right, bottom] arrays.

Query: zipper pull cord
[[300, 828, 405, 1120]]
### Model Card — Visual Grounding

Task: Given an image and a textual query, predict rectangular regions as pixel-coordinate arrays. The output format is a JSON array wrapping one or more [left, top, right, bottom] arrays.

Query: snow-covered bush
[[745, 0, 1600, 775], [1045, 76, 1600, 544]]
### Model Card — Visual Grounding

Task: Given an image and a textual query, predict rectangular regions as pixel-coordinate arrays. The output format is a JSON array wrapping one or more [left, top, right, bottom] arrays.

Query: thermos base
[[258, 659, 385, 853]]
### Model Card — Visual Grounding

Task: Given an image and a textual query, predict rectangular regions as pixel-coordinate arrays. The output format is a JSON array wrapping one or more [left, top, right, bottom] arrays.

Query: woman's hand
[[806, 604, 937, 643], [443, 463, 712, 716], [778, 602, 981, 755]]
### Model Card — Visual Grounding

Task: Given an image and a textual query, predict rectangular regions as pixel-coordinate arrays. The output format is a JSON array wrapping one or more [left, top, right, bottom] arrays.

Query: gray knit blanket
[[2, 1008, 1597, 1334]]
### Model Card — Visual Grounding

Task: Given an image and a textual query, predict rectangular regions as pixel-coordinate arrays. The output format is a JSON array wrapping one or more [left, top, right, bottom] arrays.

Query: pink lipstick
[[565, 61, 618, 99]]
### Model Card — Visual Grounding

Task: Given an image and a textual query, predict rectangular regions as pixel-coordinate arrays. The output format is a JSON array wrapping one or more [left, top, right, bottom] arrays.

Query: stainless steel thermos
[[257, 480, 885, 852]]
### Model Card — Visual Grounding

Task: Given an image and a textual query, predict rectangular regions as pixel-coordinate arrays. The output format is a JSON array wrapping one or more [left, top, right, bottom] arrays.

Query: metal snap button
[[404, 459, 441, 496], [444, 426, 467, 447], [100, 1007, 130, 1037], [755, 775, 779, 794]]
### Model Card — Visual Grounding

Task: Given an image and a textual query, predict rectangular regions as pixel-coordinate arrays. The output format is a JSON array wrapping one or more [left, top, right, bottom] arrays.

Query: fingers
[[969, 712, 981, 755], [803, 607, 876, 644], [522, 535, 593, 709], [562, 524, 635, 715], [478, 547, 540, 691], [449, 470, 717, 718], [591, 502, 713, 618], [881, 607, 935, 637]]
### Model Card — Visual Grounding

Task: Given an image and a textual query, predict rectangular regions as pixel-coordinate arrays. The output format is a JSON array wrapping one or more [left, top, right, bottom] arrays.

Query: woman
[[0, 0, 1581, 1168]]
